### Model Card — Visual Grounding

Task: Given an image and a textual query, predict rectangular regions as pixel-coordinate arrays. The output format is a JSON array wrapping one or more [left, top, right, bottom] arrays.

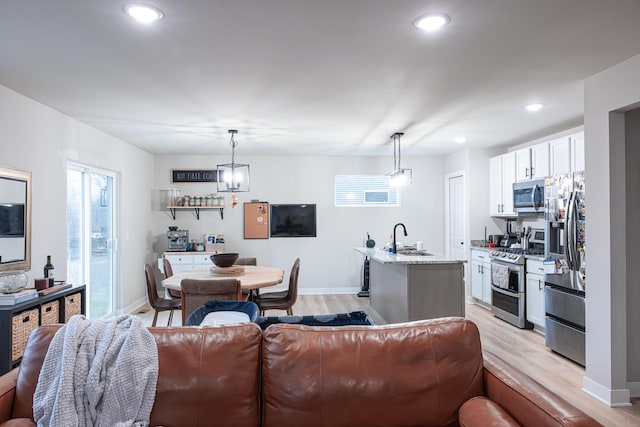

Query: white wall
[[624, 108, 640, 385], [0, 85, 155, 314], [444, 147, 503, 299], [153, 154, 445, 293], [583, 52, 640, 405]]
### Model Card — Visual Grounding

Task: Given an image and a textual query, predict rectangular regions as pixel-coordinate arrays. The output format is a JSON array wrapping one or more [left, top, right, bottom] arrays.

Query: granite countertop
[[354, 247, 466, 265]]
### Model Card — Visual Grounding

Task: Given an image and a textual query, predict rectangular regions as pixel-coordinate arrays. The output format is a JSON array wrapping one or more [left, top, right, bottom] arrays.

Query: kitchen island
[[355, 248, 466, 324]]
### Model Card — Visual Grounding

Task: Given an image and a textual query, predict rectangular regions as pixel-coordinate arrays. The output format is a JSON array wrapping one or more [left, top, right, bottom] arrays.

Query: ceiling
[[1, 1, 640, 157]]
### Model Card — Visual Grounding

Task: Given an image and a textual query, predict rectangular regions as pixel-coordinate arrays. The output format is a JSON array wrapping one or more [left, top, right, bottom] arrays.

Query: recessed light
[[525, 103, 545, 112], [454, 137, 467, 144], [123, 3, 164, 24], [414, 13, 450, 32]]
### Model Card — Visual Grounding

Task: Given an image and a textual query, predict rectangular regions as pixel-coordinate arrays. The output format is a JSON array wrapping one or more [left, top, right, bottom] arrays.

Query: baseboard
[[582, 375, 632, 407], [298, 287, 360, 295], [628, 381, 640, 398], [121, 297, 148, 316]]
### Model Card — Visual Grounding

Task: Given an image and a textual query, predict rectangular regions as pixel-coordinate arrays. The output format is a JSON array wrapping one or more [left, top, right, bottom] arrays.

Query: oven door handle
[[491, 285, 521, 297]]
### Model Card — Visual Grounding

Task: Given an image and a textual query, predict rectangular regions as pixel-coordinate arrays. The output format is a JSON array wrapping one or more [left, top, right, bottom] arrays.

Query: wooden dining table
[[161, 265, 284, 293]]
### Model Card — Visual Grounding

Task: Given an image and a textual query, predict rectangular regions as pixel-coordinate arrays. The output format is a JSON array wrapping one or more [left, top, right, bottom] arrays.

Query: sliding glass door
[[66, 164, 116, 318]]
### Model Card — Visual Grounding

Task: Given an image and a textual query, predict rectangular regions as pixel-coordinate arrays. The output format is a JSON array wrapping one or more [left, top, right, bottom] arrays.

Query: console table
[[0, 284, 86, 375]]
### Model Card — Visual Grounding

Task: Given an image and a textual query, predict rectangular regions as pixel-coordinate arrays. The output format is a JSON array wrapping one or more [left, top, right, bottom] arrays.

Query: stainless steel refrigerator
[[543, 171, 586, 365]]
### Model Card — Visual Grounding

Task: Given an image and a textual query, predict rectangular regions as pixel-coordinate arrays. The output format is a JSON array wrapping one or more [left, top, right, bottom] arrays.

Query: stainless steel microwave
[[513, 178, 545, 213]]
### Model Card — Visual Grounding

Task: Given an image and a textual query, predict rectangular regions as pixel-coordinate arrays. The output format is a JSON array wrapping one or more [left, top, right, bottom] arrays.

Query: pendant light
[[386, 132, 412, 187], [217, 130, 250, 192]]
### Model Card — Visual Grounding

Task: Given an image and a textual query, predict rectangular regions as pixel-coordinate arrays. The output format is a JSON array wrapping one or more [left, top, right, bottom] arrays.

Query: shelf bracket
[[167, 206, 224, 220]]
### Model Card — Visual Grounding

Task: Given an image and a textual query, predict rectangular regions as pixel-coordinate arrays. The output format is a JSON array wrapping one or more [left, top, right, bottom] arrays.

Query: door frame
[[66, 162, 118, 318], [444, 170, 467, 259]]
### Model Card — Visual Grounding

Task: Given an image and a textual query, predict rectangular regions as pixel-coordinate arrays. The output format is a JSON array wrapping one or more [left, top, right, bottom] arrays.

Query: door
[[66, 164, 116, 318], [514, 148, 531, 181], [501, 152, 516, 215], [471, 260, 483, 300], [489, 156, 502, 215], [526, 273, 545, 327], [549, 137, 571, 176], [446, 172, 465, 260], [530, 142, 550, 179]]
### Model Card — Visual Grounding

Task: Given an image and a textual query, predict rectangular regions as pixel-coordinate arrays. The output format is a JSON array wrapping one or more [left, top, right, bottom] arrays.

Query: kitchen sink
[[396, 249, 432, 256]]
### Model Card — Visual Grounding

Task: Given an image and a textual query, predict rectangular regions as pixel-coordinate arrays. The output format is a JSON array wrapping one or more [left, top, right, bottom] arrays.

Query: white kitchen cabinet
[[531, 142, 550, 179], [549, 137, 571, 176], [162, 252, 214, 273], [192, 253, 214, 269], [570, 132, 585, 172], [163, 253, 193, 273], [471, 250, 492, 305], [515, 147, 531, 181], [489, 152, 516, 216], [515, 143, 549, 181], [526, 258, 546, 331]]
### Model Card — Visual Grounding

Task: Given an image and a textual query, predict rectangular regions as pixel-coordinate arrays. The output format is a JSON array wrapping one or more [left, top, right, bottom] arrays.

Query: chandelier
[[217, 129, 250, 192], [386, 132, 412, 187]]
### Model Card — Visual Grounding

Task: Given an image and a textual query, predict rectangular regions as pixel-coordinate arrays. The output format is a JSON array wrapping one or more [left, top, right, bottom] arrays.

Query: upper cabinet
[[570, 132, 585, 172], [549, 131, 584, 176], [515, 142, 549, 181], [549, 137, 571, 176], [531, 142, 550, 178], [489, 152, 516, 217]]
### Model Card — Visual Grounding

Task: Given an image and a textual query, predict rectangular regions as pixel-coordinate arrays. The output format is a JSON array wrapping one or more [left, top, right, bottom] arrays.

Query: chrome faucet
[[393, 223, 407, 254]]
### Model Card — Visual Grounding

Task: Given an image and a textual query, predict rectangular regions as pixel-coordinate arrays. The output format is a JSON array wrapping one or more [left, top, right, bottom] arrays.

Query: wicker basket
[[11, 308, 39, 362], [40, 300, 60, 325], [64, 292, 82, 322]]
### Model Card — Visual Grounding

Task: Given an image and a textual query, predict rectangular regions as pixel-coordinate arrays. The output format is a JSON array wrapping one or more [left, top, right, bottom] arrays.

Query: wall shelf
[[167, 206, 224, 220]]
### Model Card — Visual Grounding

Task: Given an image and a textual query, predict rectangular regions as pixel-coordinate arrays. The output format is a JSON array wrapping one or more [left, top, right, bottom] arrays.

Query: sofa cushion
[[12, 324, 263, 427], [261, 317, 484, 427], [149, 324, 262, 427]]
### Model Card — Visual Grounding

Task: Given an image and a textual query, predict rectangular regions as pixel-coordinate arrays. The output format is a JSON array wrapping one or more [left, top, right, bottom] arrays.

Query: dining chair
[[234, 257, 257, 301], [162, 258, 182, 299], [144, 264, 181, 327], [254, 258, 300, 316], [180, 278, 242, 325]]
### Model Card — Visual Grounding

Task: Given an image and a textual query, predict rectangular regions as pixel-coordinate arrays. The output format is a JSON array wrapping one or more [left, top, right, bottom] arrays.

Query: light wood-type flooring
[[135, 294, 640, 426]]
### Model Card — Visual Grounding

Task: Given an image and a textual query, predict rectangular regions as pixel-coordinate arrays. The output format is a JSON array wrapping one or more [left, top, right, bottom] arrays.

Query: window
[[335, 175, 399, 207]]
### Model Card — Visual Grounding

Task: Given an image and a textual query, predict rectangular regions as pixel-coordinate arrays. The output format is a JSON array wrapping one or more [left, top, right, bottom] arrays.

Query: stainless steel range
[[489, 248, 539, 329]]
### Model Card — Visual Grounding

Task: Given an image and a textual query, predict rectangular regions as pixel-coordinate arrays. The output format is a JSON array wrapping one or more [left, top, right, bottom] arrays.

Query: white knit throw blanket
[[33, 314, 158, 427]]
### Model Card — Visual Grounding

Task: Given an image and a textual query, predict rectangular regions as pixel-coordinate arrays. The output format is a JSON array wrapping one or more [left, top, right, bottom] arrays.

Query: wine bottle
[[44, 255, 54, 287]]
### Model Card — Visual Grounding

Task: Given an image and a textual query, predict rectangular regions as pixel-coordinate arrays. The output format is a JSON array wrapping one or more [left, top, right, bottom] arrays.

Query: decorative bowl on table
[[210, 253, 239, 268], [0, 271, 29, 294]]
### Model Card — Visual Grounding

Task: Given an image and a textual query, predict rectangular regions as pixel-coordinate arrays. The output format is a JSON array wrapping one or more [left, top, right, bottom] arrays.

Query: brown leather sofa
[[0, 317, 601, 427]]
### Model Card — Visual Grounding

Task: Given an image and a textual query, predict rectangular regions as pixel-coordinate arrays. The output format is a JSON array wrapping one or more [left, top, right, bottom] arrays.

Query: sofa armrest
[[459, 396, 519, 426], [0, 368, 18, 423], [482, 351, 602, 426]]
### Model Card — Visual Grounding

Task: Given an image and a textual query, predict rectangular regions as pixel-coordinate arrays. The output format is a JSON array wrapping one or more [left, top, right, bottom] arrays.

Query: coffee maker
[[500, 220, 518, 247], [167, 228, 189, 251]]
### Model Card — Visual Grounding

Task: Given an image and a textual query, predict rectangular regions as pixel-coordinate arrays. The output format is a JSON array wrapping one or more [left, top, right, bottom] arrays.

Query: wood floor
[[136, 294, 639, 426]]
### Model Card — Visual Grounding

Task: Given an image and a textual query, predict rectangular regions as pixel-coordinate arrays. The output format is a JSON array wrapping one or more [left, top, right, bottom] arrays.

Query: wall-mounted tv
[[270, 204, 316, 238], [0, 204, 24, 237]]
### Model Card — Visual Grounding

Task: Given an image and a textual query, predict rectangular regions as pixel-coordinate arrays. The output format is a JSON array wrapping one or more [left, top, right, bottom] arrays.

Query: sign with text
[[171, 169, 218, 183]]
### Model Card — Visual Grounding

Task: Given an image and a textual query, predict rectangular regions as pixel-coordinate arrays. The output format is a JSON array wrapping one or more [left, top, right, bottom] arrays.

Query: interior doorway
[[66, 163, 116, 318]]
